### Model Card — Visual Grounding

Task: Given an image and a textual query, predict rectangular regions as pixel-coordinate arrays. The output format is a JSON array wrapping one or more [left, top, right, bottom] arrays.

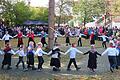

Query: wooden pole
[[48, 0, 55, 49]]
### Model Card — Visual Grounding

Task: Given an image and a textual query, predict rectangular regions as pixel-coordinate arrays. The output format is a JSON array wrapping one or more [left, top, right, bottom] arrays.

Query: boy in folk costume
[[77, 32, 86, 47], [48, 43, 64, 71], [84, 45, 101, 72], [27, 41, 36, 70], [101, 42, 119, 72], [65, 43, 83, 71], [65, 32, 71, 46], [1, 43, 15, 70], [15, 44, 26, 69], [1, 31, 13, 44], [98, 33, 109, 49], [35, 42, 48, 71]]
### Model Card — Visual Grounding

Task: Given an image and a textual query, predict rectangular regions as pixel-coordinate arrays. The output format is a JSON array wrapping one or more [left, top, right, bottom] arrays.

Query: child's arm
[[41, 49, 48, 55], [101, 49, 108, 56], [64, 48, 71, 55], [76, 48, 83, 54], [83, 51, 89, 55], [96, 51, 101, 56], [47, 50, 52, 55]]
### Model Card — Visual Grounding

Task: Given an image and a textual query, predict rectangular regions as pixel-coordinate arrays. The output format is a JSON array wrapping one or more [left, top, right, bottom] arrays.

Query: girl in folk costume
[[65, 43, 83, 71], [14, 30, 26, 47], [101, 42, 119, 72], [15, 44, 26, 69], [84, 45, 101, 72], [90, 32, 95, 45], [27, 41, 36, 70], [1, 31, 13, 44], [40, 31, 47, 47], [1, 43, 15, 70], [35, 42, 47, 71], [48, 43, 64, 71], [27, 30, 36, 47]]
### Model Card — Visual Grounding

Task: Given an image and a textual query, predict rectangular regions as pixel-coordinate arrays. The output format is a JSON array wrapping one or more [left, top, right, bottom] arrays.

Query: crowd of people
[[0, 24, 120, 73]]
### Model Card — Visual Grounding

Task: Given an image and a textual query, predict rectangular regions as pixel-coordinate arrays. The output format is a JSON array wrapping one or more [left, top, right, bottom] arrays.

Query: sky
[[28, 0, 58, 7]]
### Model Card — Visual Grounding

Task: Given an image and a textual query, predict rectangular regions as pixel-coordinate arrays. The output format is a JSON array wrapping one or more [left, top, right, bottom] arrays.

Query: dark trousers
[[38, 56, 44, 69], [102, 41, 107, 49], [108, 56, 117, 69], [55, 37, 57, 43], [67, 58, 78, 69], [16, 56, 25, 69], [5, 40, 9, 44], [78, 38, 82, 47]]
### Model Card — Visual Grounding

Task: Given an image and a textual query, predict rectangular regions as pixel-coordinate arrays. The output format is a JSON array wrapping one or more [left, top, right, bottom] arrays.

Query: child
[[35, 42, 48, 71], [2, 31, 13, 44], [65, 43, 83, 71], [27, 41, 36, 70], [98, 33, 109, 49], [48, 43, 64, 71], [1, 43, 15, 70], [84, 45, 101, 72], [102, 42, 119, 72], [15, 45, 26, 69]]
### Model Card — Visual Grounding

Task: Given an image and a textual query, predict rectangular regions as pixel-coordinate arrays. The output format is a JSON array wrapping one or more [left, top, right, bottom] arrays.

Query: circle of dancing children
[[84, 45, 101, 72]]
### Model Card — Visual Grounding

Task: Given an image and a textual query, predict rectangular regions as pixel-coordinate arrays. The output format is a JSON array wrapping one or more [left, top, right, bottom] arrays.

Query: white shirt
[[99, 35, 108, 41], [48, 47, 64, 58], [78, 33, 85, 38], [102, 47, 119, 56], [16, 50, 26, 57], [2, 34, 13, 40], [35, 48, 47, 56], [65, 47, 83, 58]]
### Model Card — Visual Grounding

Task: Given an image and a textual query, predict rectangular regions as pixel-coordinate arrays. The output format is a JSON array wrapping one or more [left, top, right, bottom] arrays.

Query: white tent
[[85, 22, 96, 27]]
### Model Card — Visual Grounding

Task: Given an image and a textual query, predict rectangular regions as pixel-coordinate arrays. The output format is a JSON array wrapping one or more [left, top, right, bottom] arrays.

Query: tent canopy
[[23, 20, 48, 26]]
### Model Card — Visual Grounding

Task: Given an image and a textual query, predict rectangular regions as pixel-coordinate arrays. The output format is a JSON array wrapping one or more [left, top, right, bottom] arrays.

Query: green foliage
[[30, 7, 48, 22], [73, 0, 106, 25], [13, 1, 32, 25], [1, 0, 48, 26]]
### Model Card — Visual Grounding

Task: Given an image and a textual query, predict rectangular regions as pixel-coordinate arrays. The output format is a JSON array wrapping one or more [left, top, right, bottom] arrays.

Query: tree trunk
[[58, 15, 61, 27], [48, 0, 55, 49]]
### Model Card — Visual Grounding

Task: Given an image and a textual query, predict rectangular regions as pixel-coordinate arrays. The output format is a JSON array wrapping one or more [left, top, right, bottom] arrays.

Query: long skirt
[[50, 58, 61, 68], [27, 53, 34, 66], [17, 38, 23, 47], [87, 58, 97, 69], [2, 53, 12, 66]]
